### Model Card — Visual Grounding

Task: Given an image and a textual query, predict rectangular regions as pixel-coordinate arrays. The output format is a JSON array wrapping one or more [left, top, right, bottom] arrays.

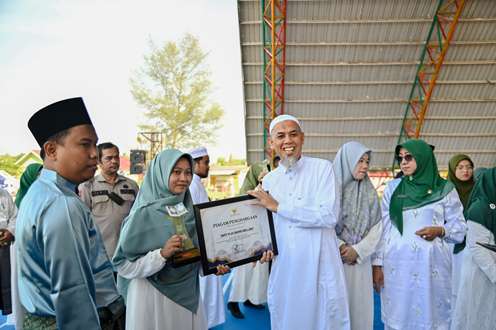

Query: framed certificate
[[194, 195, 278, 275]]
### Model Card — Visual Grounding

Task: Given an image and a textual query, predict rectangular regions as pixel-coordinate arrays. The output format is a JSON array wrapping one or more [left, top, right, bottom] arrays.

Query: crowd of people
[[0, 97, 494, 330]]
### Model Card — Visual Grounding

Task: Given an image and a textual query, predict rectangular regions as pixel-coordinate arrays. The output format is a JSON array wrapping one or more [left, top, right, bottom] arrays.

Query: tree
[[0, 154, 22, 177], [216, 156, 246, 166], [130, 34, 224, 150]]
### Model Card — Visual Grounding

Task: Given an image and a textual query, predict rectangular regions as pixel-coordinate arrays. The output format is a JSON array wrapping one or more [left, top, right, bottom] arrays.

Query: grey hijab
[[333, 141, 381, 245]]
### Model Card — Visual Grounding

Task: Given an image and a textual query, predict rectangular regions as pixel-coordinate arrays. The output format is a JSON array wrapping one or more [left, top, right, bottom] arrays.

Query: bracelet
[[440, 227, 446, 238]]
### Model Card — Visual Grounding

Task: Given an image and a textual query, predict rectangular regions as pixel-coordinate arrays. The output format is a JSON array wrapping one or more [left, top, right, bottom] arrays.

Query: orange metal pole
[[271, 1, 276, 120], [415, 0, 465, 137]]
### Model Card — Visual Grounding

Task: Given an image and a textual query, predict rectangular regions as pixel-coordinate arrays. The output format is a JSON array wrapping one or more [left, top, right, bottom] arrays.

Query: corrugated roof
[[238, 0, 496, 169]]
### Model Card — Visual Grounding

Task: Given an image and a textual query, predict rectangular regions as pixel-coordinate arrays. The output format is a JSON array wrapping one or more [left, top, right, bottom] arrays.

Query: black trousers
[[0, 244, 12, 315]]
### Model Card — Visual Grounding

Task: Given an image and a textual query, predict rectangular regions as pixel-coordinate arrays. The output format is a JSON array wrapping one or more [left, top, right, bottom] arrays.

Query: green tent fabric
[[389, 139, 454, 234], [465, 167, 496, 239]]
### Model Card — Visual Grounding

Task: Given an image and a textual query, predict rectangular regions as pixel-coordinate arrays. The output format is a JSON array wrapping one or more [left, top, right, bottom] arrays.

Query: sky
[[0, 0, 246, 161]]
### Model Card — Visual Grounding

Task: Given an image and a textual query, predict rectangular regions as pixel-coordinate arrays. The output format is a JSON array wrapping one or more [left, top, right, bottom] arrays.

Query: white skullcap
[[269, 114, 301, 134], [188, 146, 208, 159]]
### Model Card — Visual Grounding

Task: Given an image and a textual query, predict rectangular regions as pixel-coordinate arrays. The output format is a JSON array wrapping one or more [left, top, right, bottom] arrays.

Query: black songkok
[[28, 97, 93, 147]]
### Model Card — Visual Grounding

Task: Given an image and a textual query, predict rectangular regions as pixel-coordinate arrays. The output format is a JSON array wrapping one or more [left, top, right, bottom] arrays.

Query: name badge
[[91, 190, 109, 197]]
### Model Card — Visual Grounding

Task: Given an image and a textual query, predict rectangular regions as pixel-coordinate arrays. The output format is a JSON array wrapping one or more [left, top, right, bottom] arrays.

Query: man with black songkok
[[16, 97, 124, 329]]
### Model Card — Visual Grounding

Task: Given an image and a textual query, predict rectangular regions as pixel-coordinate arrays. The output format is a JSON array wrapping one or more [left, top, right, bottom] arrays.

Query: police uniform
[[79, 174, 139, 258]]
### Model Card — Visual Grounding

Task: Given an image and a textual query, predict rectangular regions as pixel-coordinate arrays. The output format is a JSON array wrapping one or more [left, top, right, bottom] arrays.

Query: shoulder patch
[[120, 189, 136, 196]]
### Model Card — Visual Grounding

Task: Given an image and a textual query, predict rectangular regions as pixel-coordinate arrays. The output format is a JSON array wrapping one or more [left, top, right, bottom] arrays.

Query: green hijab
[[448, 154, 475, 209], [465, 168, 496, 239], [15, 163, 43, 207], [390, 139, 454, 234], [448, 154, 474, 253], [112, 149, 200, 312]]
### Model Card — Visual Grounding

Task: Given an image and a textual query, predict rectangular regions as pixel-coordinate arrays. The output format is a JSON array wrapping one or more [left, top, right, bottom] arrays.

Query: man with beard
[[16, 97, 123, 329], [79, 142, 139, 260], [248, 114, 350, 330]]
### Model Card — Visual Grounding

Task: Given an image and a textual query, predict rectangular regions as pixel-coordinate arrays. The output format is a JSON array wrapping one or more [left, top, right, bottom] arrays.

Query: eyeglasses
[[396, 154, 414, 163]]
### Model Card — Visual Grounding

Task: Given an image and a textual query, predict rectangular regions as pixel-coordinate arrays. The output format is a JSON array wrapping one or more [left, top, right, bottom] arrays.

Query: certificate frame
[[194, 195, 278, 275]]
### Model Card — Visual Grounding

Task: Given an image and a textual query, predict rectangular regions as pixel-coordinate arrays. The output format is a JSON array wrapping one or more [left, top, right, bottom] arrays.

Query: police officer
[[79, 142, 139, 259]]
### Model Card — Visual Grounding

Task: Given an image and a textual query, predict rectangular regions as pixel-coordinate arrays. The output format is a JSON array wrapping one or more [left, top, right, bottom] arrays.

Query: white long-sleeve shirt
[[189, 173, 225, 329], [452, 220, 496, 330], [0, 189, 17, 234], [262, 156, 350, 330]]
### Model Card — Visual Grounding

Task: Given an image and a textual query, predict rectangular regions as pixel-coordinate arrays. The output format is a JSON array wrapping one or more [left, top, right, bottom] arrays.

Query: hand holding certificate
[[194, 195, 278, 275], [247, 184, 279, 212]]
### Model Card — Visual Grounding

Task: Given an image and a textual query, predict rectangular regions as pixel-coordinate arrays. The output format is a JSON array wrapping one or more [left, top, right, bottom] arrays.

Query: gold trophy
[[166, 204, 201, 267]]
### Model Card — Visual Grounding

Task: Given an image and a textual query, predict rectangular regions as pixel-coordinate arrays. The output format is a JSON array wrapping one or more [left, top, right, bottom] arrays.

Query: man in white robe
[[188, 147, 225, 328], [248, 115, 350, 330]]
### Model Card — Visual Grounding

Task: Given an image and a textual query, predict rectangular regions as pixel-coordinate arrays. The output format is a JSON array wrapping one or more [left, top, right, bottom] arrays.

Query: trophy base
[[170, 248, 201, 267]]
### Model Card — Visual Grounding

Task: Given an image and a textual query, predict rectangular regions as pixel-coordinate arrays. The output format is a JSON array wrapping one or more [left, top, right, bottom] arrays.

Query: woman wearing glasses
[[372, 139, 467, 330]]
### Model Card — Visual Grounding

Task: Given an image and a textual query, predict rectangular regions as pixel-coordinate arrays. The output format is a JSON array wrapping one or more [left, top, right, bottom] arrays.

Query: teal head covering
[[448, 154, 474, 209], [389, 139, 454, 234], [112, 149, 200, 312], [465, 168, 496, 238], [15, 163, 43, 207]]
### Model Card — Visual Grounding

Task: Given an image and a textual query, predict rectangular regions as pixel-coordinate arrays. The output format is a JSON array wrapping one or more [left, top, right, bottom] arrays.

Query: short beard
[[279, 155, 298, 169]]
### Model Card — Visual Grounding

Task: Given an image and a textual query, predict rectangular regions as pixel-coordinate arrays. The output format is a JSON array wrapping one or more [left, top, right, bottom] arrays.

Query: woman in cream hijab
[[333, 141, 382, 330]]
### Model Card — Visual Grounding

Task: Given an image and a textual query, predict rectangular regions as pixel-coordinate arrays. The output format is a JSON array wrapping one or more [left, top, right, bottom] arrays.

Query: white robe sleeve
[[276, 162, 338, 229], [353, 220, 383, 264], [189, 184, 201, 205], [371, 181, 395, 266], [0, 191, 17, 234], [117, 249, 167, 279], [6, 196, 17, 234], [441, 189, 467, 244], [189, 175, 209, 205], [466, 221, 496, 283]]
